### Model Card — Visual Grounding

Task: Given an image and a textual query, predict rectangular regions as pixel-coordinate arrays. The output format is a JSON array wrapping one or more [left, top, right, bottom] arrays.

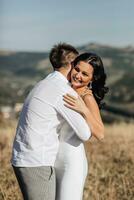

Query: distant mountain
[[0, 43, 134, 122]]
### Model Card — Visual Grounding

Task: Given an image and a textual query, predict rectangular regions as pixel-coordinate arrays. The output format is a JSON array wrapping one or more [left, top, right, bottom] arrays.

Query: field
[[0, 121, 134, 200]]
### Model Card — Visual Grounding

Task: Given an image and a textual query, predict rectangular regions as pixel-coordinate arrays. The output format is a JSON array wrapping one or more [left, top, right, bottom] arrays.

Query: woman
[[55, 52, 108, 200]]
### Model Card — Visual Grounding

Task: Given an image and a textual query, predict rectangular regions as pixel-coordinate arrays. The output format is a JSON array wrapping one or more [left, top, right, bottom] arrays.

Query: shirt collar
[[54, 71, 70, 85]]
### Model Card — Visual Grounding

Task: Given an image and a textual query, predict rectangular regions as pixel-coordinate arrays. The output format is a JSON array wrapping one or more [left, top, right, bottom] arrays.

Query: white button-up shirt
[[11, 71, 91, 167]]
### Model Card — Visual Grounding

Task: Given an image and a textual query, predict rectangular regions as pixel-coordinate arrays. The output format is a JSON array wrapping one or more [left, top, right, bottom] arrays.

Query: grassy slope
[[0, 121, 134, 200]]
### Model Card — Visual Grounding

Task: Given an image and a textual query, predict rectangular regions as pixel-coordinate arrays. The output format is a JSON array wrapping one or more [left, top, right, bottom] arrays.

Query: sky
[[0, 0, 134, 51]]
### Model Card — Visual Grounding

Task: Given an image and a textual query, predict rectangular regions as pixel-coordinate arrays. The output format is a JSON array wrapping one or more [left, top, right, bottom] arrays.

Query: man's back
[[11, 43, 91, 200], [11, 71, 91, 167]]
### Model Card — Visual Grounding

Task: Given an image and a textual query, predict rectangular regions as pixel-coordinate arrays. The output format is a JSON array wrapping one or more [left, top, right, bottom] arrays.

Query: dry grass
[[0, 121, 134, 200], [84, 122, 134, 200]]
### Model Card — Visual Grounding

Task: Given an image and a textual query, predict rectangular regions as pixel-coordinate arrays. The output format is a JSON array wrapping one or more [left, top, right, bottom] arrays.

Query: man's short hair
[[49, 43, 79, 69]]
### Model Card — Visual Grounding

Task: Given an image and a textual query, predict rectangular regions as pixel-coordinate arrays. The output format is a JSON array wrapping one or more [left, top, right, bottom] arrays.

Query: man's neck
[[55, 67, 71, 81]]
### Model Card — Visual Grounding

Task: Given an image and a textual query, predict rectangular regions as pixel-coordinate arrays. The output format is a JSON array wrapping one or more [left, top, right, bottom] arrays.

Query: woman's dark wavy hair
[[73, 52, 109, 109]]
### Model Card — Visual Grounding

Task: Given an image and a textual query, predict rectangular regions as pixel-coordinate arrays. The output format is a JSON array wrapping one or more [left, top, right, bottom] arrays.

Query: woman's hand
[[63, 93, 105, 141], [63, 93, 88, 116]]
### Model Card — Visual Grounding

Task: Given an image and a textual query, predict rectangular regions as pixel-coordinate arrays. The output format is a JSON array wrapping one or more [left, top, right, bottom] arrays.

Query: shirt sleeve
[[55, 92, 92, 141]]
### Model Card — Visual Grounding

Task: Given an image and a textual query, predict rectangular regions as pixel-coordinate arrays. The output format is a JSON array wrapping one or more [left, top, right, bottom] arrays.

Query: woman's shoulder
[[80, 88, 93, 99], [81, 89, 97, 107]]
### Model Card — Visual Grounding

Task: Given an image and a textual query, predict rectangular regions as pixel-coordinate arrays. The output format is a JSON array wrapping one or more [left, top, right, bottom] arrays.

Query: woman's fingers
[[64, 103, 77, 111], [65, 93, 77, 100], [63, 94, 86, 115], [63, 94, 76, 104], [63, 96, 75, 106]]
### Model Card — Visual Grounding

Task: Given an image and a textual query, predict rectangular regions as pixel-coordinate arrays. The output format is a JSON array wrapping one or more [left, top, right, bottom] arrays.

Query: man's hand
[[75, 87, 93, 98]]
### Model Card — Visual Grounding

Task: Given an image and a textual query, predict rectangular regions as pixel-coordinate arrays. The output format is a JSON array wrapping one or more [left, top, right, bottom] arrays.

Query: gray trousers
[[13, 165, 56, 200]]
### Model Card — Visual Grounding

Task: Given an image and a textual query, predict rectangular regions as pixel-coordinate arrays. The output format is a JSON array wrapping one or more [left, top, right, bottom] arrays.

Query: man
[[11, 43, 91, 200]]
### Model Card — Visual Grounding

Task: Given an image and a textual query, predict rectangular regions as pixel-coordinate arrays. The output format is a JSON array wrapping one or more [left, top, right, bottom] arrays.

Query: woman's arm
[[82, 94, 104, 140], [63, 93, 104, 141]]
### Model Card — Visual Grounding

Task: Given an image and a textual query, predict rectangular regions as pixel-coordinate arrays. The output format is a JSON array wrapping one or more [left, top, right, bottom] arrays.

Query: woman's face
[[71, 61, 94, 89]]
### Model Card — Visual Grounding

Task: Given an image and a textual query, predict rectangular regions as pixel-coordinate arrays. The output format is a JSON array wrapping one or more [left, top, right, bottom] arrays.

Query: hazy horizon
[[1, 41, 134, 53]]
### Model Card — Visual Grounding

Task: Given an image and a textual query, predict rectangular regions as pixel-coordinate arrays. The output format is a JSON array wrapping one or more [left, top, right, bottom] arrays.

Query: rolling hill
[[0, 43, 134, 122]]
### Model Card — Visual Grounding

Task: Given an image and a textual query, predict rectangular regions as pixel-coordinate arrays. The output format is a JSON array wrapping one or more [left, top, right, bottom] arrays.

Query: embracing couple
[[11, 43, 108, 200]]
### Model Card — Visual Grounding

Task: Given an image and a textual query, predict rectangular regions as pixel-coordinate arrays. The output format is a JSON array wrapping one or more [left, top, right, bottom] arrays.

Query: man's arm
[[56, 95, 91, 141]]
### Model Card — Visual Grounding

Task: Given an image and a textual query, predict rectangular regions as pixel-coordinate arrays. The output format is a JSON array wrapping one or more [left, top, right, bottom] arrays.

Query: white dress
[[55, 122, 88, 200]]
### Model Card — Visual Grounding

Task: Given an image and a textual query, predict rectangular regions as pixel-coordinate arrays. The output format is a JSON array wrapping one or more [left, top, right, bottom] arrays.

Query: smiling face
[[71, 61, 94, 89]]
